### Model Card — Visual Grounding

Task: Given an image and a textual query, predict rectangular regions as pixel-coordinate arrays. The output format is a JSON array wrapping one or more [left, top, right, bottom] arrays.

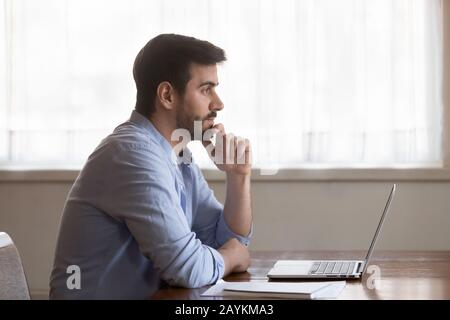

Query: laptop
[[267, 184, 396, 279]]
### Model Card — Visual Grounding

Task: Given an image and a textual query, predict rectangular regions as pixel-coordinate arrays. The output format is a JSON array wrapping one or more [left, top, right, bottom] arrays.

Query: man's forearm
[[223, 173, 252, 237]]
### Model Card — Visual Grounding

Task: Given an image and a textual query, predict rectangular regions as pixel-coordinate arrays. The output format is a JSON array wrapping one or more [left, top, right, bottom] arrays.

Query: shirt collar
[[129, 110, 192, 167]]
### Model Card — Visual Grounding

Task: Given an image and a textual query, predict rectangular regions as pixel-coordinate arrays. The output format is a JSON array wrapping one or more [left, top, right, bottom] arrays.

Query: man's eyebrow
[[198, 81, 219, 88]]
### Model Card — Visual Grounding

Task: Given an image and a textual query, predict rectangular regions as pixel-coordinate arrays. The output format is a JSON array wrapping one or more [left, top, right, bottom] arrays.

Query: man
[[49, 34, 253, 299]]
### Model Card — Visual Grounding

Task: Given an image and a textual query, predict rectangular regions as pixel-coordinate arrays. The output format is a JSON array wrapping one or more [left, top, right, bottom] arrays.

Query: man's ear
[[156, 81, 177, 111]]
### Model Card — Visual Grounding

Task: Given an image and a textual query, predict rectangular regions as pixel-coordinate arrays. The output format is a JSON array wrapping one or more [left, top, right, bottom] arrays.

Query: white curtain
[[0, 0, 443, 168]]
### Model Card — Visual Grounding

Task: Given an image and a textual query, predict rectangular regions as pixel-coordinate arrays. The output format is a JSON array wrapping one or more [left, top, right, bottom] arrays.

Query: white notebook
[[201, 280, 346, 299]]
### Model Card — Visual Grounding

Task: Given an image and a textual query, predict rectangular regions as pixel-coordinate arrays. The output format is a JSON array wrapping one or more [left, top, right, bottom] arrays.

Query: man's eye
[[203, 87, 211, 94]]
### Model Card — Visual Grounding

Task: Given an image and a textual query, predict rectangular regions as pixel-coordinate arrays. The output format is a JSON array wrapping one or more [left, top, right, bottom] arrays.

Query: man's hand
[[202, 123, 252, 176], [218, 238, 251, 276]]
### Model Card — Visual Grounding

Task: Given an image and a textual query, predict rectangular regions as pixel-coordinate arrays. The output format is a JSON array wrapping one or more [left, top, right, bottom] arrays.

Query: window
[[0, 0, 444, 170]]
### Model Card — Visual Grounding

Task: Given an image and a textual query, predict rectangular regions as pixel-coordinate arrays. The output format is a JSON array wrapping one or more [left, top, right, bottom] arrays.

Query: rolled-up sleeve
[[101, 144, 224, 288], [191, 164, 252, 249]]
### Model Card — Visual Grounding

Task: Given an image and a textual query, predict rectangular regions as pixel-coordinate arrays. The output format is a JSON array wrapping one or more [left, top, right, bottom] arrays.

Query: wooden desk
[[151, 251, 450, 300]]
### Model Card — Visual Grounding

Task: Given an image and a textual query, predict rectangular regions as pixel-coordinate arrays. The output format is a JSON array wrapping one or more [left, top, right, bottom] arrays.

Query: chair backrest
[[0, 232, 31, 300]]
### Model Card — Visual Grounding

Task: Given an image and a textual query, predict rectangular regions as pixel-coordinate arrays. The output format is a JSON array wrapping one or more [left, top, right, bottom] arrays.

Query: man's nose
[[211, 93, 224, 111]]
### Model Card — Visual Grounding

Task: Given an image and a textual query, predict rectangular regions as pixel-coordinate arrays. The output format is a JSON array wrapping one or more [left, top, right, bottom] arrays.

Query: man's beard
[[176, 109, 217, 139]]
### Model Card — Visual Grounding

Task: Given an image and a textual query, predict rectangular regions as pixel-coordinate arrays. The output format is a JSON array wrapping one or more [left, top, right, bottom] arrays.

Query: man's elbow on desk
[[218, 238, 251, 277], [160, 246, 223, 289], [163, 238, 250, 289]]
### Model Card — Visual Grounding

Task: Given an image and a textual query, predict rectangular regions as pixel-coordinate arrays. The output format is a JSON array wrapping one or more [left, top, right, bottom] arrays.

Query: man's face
[[176, 63, 224, 137]]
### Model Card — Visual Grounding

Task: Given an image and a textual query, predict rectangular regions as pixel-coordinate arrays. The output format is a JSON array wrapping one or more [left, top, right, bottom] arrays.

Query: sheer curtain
[[0, 0, 443, 169]]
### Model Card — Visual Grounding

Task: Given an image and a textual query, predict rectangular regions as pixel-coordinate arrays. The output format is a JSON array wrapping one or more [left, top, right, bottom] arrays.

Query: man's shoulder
[[86, 120, 171, 171], [108, 120, 159, 151]]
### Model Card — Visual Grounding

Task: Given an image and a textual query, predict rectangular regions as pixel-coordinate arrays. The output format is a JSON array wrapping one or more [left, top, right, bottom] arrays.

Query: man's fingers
[[212, 123, 225, 135], [225, 133, 235, 164], [245, 138, 252, 165], [202, 124, 226, 161], [201, 122, 251, 168], [236, 136, 244, 164]]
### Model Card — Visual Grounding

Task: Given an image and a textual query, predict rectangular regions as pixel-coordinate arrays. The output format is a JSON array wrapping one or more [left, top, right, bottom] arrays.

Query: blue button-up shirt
[[49, 110, 252, 299]]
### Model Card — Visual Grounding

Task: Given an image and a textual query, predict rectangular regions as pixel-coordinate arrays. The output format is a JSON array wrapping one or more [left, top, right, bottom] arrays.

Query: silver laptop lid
[[361, 184, 396, 274]]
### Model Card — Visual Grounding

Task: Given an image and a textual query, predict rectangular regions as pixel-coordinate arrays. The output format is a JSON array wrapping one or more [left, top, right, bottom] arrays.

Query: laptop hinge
[[357, 262, 365, 274]]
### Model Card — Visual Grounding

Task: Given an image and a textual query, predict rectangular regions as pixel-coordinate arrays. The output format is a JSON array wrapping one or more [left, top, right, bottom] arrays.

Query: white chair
[[0, 232, 30, 300]]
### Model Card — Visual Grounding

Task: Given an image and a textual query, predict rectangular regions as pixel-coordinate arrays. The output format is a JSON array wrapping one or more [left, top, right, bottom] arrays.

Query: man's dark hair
[[133, 34, 226, 116]]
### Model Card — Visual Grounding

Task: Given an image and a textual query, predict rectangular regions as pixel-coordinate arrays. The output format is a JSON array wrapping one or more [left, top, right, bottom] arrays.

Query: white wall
[[1, 179, 449, 297]]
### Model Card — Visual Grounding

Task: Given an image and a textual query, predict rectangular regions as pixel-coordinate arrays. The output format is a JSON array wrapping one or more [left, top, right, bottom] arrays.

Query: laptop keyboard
[[309, 261, 356, 275]]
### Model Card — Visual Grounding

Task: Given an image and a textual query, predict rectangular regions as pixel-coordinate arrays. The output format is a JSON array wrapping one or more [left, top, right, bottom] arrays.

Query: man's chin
[[180, 118, 215, 139], [204, 118, 215, 129]]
